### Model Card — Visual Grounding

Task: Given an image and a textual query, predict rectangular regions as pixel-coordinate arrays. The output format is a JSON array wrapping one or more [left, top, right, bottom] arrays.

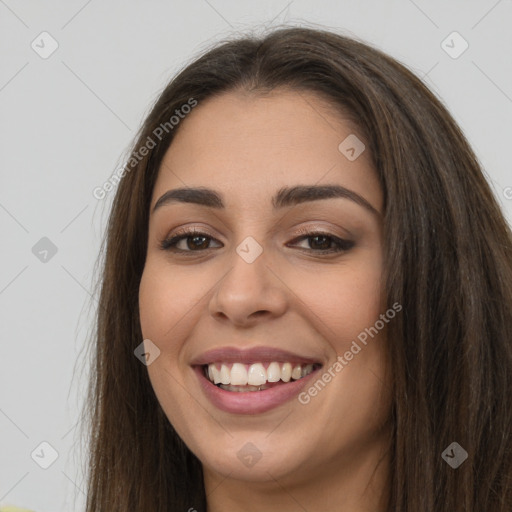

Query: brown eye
[[185, 235, 210, 250], [308, 235, 331, 250], [288, 232, 355, 254], [160, 230, 222, 252]]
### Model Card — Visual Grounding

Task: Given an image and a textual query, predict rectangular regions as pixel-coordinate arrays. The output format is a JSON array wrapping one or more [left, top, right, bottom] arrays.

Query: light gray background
[[1, 1, 511, 510]]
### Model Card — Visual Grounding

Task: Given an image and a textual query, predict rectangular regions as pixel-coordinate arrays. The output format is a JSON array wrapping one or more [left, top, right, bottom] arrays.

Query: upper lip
[[190, 346, 323, 366]]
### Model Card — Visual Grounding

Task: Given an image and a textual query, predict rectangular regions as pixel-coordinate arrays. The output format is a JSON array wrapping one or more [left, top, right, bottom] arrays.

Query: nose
[[208, 246, 288, 328]]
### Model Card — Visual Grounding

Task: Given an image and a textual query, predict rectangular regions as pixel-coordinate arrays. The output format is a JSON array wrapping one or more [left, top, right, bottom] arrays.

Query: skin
[[139, 89, 392, 511]]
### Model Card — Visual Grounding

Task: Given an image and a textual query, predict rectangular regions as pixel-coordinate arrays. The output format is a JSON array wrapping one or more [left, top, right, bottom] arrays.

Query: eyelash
[[159, 227, 355, 256]]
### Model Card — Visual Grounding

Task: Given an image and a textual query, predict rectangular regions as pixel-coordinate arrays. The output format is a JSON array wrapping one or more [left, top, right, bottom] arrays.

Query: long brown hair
[[83, 26, 512, 511]]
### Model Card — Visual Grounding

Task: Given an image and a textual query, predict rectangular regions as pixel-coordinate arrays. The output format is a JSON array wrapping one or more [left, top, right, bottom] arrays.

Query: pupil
[[188, 236, 209, 250], [311, 235, 329, 249]]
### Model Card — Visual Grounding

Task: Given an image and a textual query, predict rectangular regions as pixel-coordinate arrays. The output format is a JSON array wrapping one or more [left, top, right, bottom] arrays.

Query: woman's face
[[139, 89, 391, 491]]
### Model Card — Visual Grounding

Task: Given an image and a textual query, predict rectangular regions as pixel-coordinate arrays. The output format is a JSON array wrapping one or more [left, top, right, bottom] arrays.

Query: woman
[[83, 27, 512, 511]]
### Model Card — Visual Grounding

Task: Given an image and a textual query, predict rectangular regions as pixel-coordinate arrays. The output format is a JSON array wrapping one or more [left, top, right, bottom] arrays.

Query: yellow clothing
[[0, 507, 35, 512]]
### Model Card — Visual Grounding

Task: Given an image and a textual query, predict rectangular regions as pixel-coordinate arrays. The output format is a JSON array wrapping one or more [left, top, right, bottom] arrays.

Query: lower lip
[[194, 365, 321, 414]]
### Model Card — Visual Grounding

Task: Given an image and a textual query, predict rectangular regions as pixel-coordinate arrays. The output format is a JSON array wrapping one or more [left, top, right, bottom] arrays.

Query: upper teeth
[[206, 362, 315, 386]]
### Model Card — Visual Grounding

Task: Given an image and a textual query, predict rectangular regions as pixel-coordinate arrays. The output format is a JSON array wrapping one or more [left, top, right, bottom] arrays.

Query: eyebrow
[[152, 185, 380, 216]]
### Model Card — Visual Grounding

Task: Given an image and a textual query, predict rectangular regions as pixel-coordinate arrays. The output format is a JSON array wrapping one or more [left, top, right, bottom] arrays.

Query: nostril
[[251, 310, 269, 318]]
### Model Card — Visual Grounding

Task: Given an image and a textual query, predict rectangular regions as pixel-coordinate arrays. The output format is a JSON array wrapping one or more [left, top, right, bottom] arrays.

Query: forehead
[[151, 89, 382, 214]]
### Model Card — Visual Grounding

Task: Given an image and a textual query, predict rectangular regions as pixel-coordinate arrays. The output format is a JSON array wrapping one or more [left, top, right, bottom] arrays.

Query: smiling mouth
[[202, 362, 322, 392]]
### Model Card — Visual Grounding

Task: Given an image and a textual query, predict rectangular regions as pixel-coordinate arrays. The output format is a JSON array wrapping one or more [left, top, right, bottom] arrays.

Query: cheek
[[293, 260, 391, 451], [138, 258, 206, 344], [138, 260, 202, 415], [290, 255, 384, 348]]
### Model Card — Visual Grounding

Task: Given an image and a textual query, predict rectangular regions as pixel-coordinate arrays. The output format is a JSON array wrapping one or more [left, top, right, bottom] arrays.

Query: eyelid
[[291, 223, 350, 238]]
